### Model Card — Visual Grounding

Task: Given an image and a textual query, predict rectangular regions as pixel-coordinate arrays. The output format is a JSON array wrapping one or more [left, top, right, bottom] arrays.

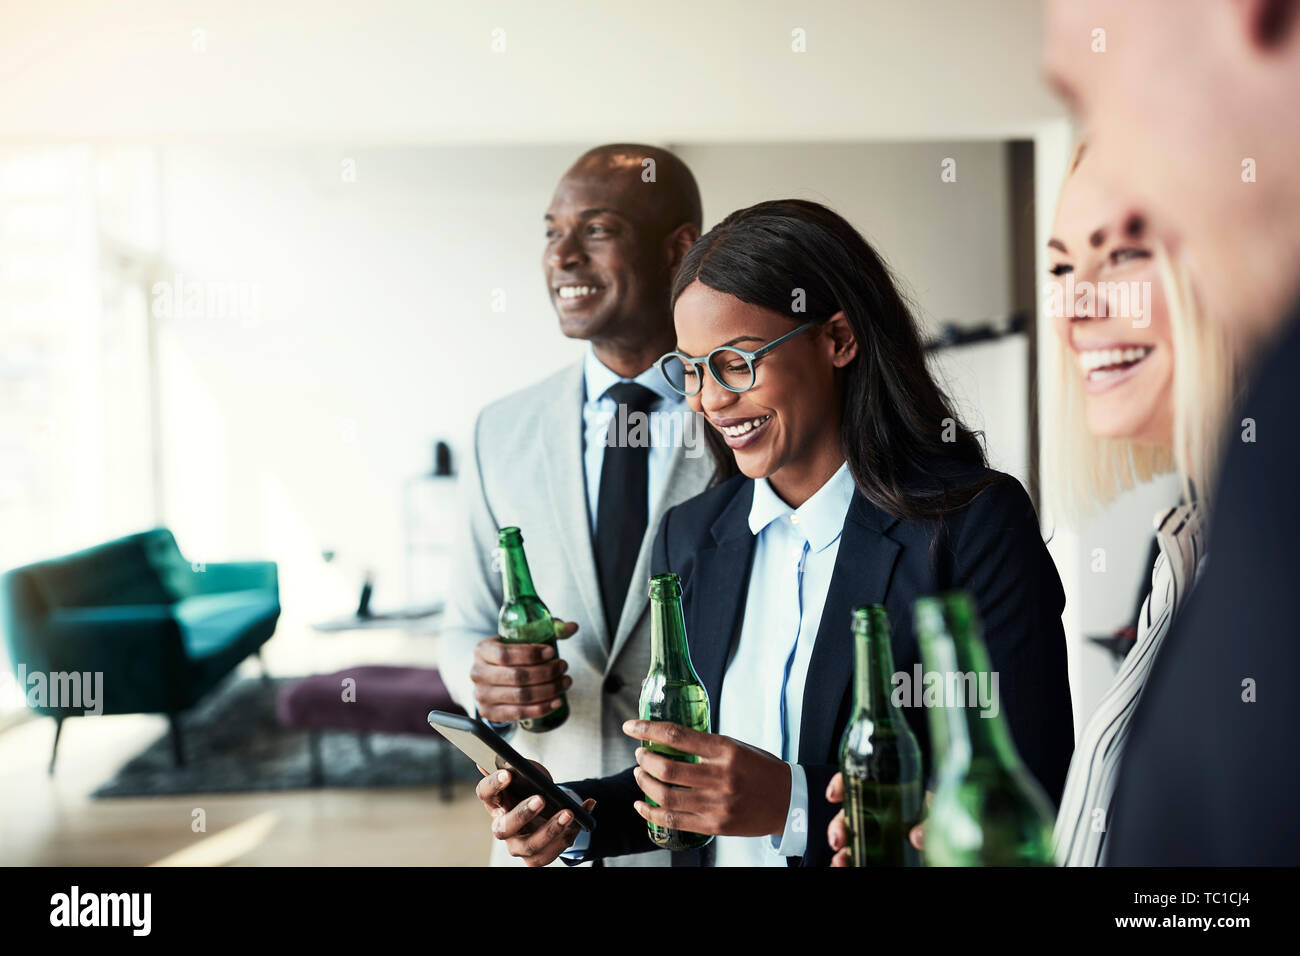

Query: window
[[0, 146, 159, 715]]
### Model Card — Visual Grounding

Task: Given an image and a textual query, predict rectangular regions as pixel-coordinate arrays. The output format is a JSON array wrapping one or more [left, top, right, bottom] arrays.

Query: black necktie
[[595, 381, 658, 641]]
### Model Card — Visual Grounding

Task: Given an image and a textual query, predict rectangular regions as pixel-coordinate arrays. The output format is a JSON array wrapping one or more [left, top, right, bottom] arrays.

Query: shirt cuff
[[559, 786, 591, 862], [768, 762, 809, 858]]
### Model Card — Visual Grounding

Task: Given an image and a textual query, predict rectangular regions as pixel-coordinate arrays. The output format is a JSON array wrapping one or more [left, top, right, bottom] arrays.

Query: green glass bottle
[[638, 572, 712, 851], [496, 526, 568, 733], [838, 605, 925, 866], [914, 592, 1055, 866]]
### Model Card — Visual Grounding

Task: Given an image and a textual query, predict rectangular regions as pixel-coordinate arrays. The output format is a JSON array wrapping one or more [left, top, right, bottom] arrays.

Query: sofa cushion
[[173, 590, 280, 700]]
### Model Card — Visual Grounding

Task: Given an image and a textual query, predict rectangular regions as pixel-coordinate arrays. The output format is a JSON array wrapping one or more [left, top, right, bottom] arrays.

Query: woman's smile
[[1074, 342, 1158, 394], [710, 413, 774, 450]]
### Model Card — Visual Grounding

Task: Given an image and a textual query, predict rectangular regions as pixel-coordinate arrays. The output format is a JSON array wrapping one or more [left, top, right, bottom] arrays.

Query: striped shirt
[[1052, 502, 1206, 867]]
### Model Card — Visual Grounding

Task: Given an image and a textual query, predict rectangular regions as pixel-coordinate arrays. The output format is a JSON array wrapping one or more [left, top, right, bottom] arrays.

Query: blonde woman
[[1046, 143, 1240, 866]]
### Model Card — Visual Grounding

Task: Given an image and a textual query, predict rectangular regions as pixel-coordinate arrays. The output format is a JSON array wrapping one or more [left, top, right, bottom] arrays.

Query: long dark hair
[[673, 198, 995, 521]]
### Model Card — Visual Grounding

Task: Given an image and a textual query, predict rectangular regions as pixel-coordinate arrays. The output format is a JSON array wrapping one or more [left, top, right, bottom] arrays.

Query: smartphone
[[427, 710, 597, 832]]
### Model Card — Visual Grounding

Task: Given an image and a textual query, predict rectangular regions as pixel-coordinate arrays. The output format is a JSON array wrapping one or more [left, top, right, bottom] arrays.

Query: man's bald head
[[564, 144, 702, 234], [542, 145, 702, 366]]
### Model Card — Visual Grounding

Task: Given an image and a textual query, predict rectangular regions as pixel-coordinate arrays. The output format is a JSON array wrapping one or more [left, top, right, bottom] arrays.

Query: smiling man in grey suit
[[439, 144, 715, 867]]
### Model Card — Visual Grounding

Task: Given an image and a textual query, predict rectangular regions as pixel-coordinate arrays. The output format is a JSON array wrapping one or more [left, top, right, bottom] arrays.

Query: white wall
[[675, 142, 1013, 334], [154, 145, 587, 618], [929, 337, 1029, 488], [0, 0, 1061, 142]]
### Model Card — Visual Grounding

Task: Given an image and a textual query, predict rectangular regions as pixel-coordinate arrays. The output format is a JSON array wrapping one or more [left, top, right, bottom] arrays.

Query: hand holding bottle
[[469, 620, 576, 724], [825, 771, 928, 867], [623, 720, 792, 838], [491, 526, 573, 732], [475, 760, 596, 866]]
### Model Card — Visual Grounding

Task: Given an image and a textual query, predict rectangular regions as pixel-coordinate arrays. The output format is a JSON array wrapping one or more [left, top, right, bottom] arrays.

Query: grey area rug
[[91, 675, 480, 798]]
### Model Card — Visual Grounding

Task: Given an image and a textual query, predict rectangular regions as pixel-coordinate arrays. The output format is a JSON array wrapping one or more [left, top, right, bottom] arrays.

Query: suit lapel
[[539, 364, 610, 672], [797, 493, 901, 765], [683, 482, 756, 732], [607, 431, 713, 671]]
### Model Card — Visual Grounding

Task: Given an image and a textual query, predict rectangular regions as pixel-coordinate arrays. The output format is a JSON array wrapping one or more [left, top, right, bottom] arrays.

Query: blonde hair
[[1046, 143, 1239, 521]]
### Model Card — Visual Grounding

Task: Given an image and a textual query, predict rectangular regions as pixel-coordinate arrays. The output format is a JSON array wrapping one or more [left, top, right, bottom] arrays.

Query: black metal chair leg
[[168, 713, 186, 767], [309, 730, 324, 786], [49, 716, 64, 775]]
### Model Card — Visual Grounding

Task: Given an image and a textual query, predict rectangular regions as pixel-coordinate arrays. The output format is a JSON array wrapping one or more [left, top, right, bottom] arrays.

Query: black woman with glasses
[[475, 199, 1075, 867]]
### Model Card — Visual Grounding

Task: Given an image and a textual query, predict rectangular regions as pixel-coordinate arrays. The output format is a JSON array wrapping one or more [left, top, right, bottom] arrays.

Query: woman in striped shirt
[[1045, 143, 1241, 866]]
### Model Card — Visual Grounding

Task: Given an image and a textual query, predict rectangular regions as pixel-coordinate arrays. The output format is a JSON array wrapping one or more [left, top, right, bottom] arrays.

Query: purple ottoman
[[277, 666, 467, 799]]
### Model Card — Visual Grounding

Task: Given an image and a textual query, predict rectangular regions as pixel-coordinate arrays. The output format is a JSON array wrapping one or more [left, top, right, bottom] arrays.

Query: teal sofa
[[0, 529, 280, 771]]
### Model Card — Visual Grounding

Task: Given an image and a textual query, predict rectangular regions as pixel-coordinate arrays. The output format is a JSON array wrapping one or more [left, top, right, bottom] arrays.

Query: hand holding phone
[[427, 710, 597, 865], [475, 762, 596, 866]]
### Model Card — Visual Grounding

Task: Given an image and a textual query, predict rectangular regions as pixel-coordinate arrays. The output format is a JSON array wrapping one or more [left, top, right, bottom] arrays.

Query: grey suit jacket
[[438, 359, 716, 866]]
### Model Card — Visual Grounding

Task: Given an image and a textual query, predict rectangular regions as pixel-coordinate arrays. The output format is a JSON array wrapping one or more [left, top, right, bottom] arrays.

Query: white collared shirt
[[714, 460, 856, 867], [580, 343, 686, 534]]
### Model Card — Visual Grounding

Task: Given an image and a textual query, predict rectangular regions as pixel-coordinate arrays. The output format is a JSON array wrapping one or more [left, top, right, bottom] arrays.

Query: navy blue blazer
[[567, 467, 1075, 867]]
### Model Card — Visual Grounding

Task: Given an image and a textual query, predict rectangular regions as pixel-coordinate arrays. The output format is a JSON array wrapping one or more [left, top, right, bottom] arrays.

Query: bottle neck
[[925, 628, 1019, 772], [500, 543, 537, 603], [649, 589, 696, 682], [851, 621, 899, 722]]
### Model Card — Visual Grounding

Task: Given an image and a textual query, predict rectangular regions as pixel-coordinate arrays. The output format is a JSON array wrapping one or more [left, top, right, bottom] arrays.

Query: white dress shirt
[[713, 460, 856, 867], [580, 343, 686, 532]]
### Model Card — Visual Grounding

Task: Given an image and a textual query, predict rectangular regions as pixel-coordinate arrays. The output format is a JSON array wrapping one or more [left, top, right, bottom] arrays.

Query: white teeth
[[1078, 346, 1152, 374], [557, 285, 598, 299], [719, 415, 770, 437], [1088, 366, 1127, 383]]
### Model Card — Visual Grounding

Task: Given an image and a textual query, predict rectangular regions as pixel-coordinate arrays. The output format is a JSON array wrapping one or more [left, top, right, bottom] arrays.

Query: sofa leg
[[308, 730, 324, 787], [255, 648, 271, 682], [357, 732, 373, 761], [49, 716, 64, 775], [168, 713, 186, 767]]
